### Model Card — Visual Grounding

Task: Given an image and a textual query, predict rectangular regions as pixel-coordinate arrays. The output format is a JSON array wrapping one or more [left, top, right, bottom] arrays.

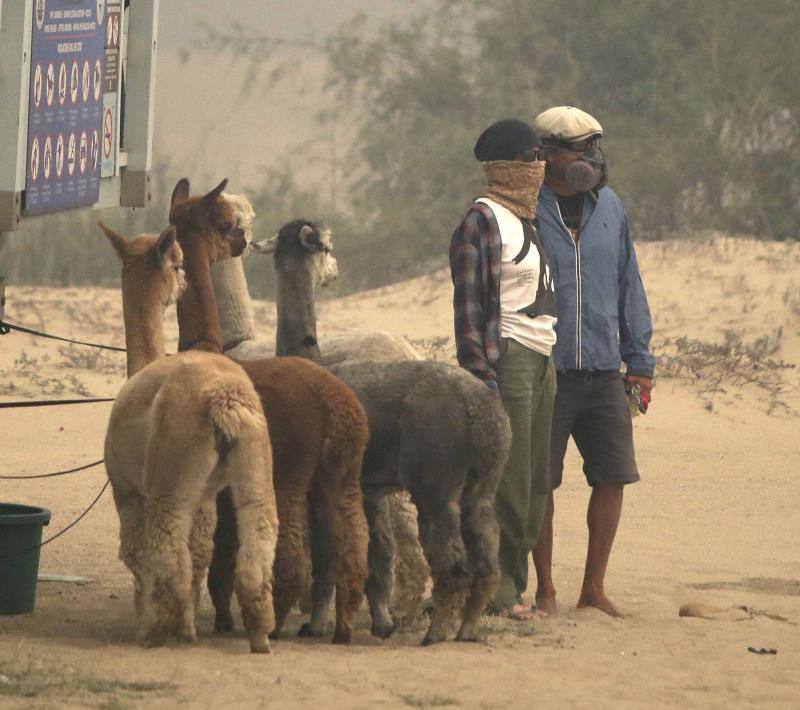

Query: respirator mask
[[543, 138, 609, 193]]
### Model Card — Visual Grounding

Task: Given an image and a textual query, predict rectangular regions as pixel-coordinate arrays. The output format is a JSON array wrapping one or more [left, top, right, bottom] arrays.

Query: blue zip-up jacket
[[535, 184, 655, 377]]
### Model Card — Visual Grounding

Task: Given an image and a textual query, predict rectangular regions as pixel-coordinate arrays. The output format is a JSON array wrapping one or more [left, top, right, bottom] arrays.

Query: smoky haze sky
[[159, 0, 415, 52], [154, 0, 420, 190]]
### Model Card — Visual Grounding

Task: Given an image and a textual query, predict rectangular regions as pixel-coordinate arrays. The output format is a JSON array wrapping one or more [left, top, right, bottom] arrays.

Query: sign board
[[24, 0, 107, 215], [1, 0, 158, 229]]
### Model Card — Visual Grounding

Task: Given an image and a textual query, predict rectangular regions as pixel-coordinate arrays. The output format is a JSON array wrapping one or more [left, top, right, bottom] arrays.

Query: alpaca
[[253, 220, 513, 645], [170, 178, 370, 644], [210, 194, 421, 364], [100, 223, 278, 653], [215, 195, 429, 624]]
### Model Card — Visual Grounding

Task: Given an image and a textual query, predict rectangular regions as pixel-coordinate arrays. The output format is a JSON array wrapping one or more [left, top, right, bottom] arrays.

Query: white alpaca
[[101, 223, 278, 653]]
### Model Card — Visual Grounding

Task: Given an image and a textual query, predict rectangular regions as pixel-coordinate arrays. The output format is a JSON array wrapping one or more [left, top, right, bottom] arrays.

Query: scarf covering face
[[482, 160, 546, 220]]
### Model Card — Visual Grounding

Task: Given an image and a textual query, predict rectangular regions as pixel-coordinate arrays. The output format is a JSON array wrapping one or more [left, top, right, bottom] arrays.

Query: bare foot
[[577, 590, 625, 618], [535, 589, 557, 616]]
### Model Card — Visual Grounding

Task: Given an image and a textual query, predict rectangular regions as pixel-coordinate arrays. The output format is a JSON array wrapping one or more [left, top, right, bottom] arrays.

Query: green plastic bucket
[[0, 503, 51, 615]]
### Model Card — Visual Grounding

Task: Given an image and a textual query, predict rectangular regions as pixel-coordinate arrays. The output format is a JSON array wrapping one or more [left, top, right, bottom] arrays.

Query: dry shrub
[[656, 328, 796, 414]]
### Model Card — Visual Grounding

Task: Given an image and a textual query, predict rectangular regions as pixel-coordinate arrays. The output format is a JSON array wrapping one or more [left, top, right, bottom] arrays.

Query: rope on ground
[[0, 398, 115, 408], [0, 320, 126, 352], [0, 479, 110, 560], [0, 458, 105, 480]]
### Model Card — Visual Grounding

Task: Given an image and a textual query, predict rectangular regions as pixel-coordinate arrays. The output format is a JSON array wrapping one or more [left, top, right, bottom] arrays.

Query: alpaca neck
[[210, 257, 256, 351], [275, 266, 322, 363], [177, 248, 223, 353], [121, 287, 165, 377]]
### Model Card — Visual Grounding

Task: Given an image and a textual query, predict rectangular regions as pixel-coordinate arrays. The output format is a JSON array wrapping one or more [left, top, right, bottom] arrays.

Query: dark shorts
[[550, 370, 640, 489]]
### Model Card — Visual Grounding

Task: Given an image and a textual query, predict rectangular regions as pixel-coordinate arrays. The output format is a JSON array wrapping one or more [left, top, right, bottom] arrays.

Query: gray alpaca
[[253, 219, 512, 645]]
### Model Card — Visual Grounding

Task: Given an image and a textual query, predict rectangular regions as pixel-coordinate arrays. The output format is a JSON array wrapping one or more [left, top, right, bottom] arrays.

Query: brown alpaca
[[100, 223, 278, 653], [169, 178, 370, 644]]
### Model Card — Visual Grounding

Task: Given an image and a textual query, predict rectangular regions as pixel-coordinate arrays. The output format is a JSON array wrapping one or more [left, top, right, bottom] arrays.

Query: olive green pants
[[492, 337, 555, 610]]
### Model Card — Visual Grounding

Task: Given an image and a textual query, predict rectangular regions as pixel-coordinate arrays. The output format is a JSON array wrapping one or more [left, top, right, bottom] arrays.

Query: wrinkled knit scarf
[[481, 160, 546, 220]]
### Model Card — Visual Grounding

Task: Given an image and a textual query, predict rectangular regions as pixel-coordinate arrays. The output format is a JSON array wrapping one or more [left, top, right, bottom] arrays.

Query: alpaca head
[[169, 178, 247, 263], [99, 222, 185, 307], [250, 219, 339, 288], [221, 192, 256, 245]]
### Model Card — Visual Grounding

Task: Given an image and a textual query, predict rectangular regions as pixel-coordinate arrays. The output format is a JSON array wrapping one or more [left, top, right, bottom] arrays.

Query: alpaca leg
[[330, 468, 369, 645], [112, 485, 146, 624], [365, 493, 397, 639], [413, 493, 471, 646], [270, 482, 311, 638], [389, 492, 429, 628], [188, 495, 218, 630], [456, 474, 500, 642], [138, 496, 197, 647], [229, 488, 277, 654], [208, 486, 239, 632], [298, 487, 334, 639]]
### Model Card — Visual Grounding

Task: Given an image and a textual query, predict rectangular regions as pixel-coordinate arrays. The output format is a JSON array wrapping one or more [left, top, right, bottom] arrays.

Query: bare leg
[[533, 493, 556, 614], [577, 482, 625, 618]]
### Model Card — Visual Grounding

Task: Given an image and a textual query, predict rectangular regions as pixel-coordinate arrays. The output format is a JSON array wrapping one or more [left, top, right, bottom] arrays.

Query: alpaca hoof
[[331, 628, 351, 645], [421, 628, 447, 646], [177, 626, 198, 644], [297, 622, 323, 638], [142, 629, 167, 648], [214, 610, 235, 633], [249, 635, 272, 654], [370, 622, 395, 640]]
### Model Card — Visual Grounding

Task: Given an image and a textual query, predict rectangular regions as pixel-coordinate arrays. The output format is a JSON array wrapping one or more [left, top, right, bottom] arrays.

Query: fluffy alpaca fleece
[[170, 179, 370, 645], [252, 220, 512, 645], [217, 194, 429, 621], [100, 223, 278, 653]]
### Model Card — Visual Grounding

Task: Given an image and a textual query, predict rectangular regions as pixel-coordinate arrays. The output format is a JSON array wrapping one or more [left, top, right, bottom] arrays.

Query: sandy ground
[[1, 236, 799, 708]]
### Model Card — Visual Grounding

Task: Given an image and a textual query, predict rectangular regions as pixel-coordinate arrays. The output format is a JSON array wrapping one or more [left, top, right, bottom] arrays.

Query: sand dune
[[1, 236, 798, 708]]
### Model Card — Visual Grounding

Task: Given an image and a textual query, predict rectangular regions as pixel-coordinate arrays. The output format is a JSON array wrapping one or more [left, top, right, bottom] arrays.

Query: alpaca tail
[[205, 379, 279, 653], [465, 383, 512, 491]]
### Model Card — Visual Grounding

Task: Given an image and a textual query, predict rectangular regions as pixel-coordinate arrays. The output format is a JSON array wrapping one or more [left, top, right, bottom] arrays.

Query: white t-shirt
[[477, 198, 557, 356]]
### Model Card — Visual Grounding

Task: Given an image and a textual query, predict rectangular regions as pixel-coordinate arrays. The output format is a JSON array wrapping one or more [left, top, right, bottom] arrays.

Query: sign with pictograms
[[25, 0, 105, 214], [46, 63, 55, 107], [43, 136, 52, 180], [55, 134, 65, 178], [101, 97, 116, 177]]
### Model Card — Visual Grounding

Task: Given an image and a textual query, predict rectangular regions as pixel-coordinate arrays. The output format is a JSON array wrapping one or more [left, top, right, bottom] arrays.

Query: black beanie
[[473, 119, 540, 162]]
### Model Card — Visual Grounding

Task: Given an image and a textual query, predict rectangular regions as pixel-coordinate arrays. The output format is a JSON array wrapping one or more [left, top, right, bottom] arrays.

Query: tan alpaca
[[101, 222, 278, 653]]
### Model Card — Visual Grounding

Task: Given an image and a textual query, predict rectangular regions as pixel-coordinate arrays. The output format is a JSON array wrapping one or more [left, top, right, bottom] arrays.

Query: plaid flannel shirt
[[449, 202, 503, 384]]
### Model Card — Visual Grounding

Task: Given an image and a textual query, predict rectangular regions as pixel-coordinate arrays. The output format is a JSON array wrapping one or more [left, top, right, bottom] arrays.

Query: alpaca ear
[[299, 224, 316, 251], [249, 236, 278, 254], [153, 226, 177, 266], [98, 221, 127, 258], [171, 178, 190, 207], [200, 178, 228, 211]]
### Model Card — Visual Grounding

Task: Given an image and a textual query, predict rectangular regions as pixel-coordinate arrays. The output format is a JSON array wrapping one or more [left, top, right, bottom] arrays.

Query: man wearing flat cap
[[530, 106, 655, 618], [450, 119, 557, 620]]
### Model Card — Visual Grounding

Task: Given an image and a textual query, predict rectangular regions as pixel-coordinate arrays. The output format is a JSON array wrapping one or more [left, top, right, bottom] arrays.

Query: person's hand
[[626, 375, 653, 398]]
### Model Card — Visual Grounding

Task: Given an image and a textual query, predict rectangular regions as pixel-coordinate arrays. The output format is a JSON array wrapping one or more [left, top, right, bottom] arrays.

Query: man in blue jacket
[[530, 106, 655, 618]]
